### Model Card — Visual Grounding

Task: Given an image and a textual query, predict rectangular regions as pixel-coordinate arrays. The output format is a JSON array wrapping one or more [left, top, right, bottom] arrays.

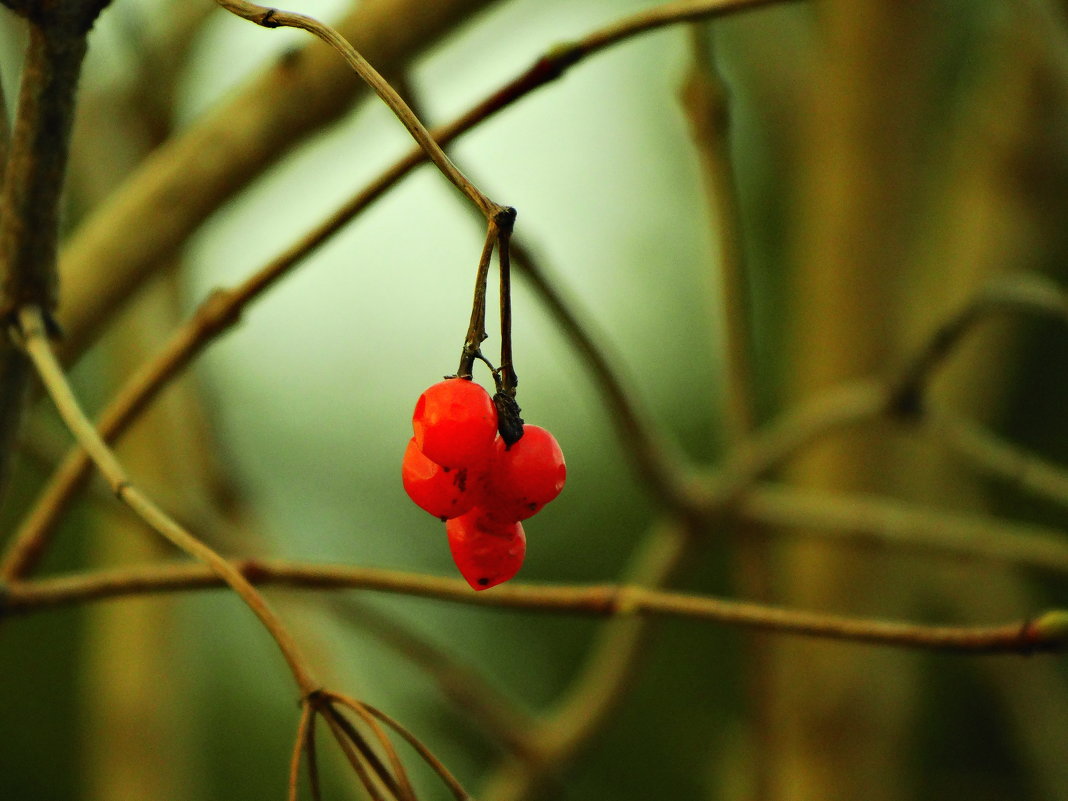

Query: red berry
[[413, 378, 498, 468], [484, 425, 566, 520], [402, 437, 491, 520], [446, 508, 526, 590]]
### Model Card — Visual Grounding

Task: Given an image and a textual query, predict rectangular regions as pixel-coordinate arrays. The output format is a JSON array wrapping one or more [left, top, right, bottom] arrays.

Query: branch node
[[493, 205, 517, 232]]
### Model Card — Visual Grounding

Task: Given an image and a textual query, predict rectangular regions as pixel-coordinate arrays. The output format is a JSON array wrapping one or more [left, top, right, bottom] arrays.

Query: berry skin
[[413, 378, 498, 468], [402, 437, 490, 520], [484, 425, 566, 521], [446, 508, 526, 590]]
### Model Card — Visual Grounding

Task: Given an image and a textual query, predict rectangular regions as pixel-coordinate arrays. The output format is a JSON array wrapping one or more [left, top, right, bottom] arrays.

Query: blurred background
[[2, 0, 1068, 798]]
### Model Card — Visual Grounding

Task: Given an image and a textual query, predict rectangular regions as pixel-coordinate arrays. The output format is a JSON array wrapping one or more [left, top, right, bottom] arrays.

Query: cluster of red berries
[[402, 377, 565, 590]]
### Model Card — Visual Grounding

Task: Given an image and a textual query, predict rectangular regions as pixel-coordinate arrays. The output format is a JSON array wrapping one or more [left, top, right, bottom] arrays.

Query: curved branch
[[57, 0, 504, 358]]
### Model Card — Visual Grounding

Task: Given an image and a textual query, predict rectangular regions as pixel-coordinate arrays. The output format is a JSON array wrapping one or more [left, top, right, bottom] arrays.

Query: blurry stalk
[[909, 7, 1068, 796], [680, 23, 772, 800], [773, 4, 941, 800], [67, 7, 217, 798]]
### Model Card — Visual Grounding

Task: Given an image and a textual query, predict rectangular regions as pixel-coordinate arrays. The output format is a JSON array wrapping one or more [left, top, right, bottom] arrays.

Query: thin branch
[[682, 26, 757, 440], [57, 0, 504, 358], [496, 223, 517, 395], [928, 403, 1068, 512], [457, 222, 498, 378], [888, 272, 1068, 416], [355, 699, 475, 801], [691, 379, 889, 513], [12, 306, 319, 696], [318, 706, 390, 801], [58, 0, 805, 362], [305, 702, 322, 801], [738, 482, 1068, 574], [3, 555, 1064, 654], [326, 693, 416, 801], [5, 0, 804, 577], [577, 0, 801, 55], [215, 0, 504, 220], [288, 701, 315, 801], [324, 597, 535, 756]]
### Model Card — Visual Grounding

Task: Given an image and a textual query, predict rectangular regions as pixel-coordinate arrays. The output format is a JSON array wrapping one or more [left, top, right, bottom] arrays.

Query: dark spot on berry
[[527, 502, 537, 511], [477, 577, 490, 586], [442, 466, 452, 473], [454, 468, 468, 492]]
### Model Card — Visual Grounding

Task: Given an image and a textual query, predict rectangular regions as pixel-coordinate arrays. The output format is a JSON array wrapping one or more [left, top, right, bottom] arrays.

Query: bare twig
[[215, 0, 505, 221], [682, 26, 757, 439], [888, 272, 1068, 416], [739, 482, 1068, 574], [458, 222, 499, 378], [57, 0, 504, 359], [326, 693, 416, 801], [692, 379, 889, 514], [13, 305, 319, 695], [287, 700, 315, 801], [355, 699, 475, 801], [928, 403, 1068, 511], [5, 0, 805, 578], [57, 0, 805, 362], [325, 597, 535, 755], [3, 555, 1064, 654]]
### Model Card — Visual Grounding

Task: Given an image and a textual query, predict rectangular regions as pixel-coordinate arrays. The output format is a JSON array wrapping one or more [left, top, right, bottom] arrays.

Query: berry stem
[[457, 221, 498, 378], [496, 208, 518, 396]]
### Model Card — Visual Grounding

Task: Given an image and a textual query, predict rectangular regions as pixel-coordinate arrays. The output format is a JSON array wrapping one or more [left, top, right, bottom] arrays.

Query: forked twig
[[354, 699, 475, 801], [327, 693, 417, 801]]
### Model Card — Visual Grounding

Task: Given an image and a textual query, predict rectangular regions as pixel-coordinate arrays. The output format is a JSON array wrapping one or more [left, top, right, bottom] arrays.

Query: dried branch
[[287, 700, 315, 801], [692, 379, 889, 513], [325, 597, 535, 755], [928, 403, 1068, 511], [57, 0, 806, 361], [682, 26, 757, 440], [739, 482, 1068, 574], [14, 305, 435, 799], [326, 693, 416, 801], [354, 699, 475, 801], [4, 555, 1065, 654], [13, 305, 319, 696], [215, 0, 505, 221], [5, 0, 806, 579], [888, 272, 1068, 417], [57, 0, 505, 358]]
